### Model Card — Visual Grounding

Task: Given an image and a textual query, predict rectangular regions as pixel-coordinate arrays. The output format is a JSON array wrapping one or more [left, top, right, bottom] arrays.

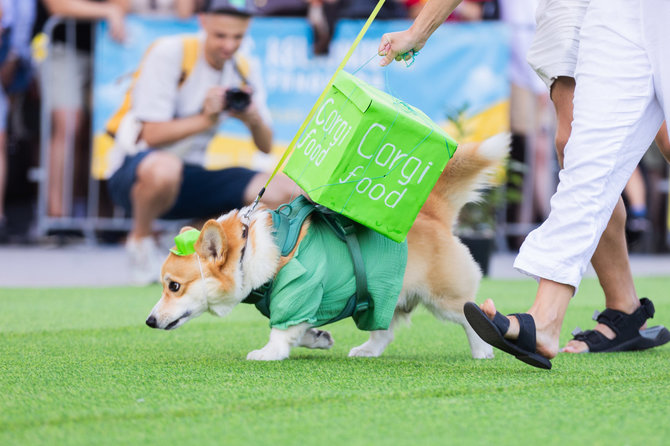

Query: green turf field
[[2, 277, 669, 445]]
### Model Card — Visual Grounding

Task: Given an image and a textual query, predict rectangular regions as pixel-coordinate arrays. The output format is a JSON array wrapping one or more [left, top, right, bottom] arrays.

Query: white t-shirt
[[106, 33, 271, 177]]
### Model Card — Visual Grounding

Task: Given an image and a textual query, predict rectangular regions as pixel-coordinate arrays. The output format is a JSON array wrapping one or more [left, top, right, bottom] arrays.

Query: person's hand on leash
[[378, 29, 425, 67]]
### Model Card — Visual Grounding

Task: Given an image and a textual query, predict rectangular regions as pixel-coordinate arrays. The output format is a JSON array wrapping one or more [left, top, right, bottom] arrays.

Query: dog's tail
[[424, 132, 511, 225]]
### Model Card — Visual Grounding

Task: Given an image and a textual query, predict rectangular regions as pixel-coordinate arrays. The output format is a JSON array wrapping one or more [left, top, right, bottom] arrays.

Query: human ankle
[[605, 297, 641, 314]]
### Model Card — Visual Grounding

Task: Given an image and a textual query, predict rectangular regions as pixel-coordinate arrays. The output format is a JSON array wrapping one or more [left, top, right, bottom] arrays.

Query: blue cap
[[205, 0, 256, 16]]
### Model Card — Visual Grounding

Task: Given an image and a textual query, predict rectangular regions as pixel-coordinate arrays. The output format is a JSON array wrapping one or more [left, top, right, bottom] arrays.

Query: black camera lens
[[224, 88, 251, 112]]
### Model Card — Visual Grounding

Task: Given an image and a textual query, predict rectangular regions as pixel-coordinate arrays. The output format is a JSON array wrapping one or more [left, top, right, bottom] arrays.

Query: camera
[[224, 88, 251, 112]]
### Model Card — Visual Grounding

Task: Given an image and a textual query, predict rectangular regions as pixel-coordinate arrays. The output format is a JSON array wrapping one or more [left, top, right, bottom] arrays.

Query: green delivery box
[[283, 70, 458, 242]]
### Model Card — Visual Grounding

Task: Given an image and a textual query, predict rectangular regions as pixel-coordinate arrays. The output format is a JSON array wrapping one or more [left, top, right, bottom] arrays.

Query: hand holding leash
[[378, 30, 424, 67]]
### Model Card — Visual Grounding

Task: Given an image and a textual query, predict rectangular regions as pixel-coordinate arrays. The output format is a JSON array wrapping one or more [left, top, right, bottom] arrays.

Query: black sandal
[[570, 298, 670, 352], [464, 302, 552, 369]]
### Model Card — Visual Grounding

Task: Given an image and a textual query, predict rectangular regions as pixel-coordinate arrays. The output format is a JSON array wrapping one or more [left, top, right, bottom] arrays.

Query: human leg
[[551, 73, 655, 354], [469, 0, 664, 366], [130, 151, 182, 239], [44, 45, 89, 218], [654, 124, 670, 162], [243, 172, 300, 209], [48, 109, 83, 217], [107, 150, 182, 285]]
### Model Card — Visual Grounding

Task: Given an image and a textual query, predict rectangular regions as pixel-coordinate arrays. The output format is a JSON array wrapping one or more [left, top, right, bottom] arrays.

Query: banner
[[92, 15, 509, 178]]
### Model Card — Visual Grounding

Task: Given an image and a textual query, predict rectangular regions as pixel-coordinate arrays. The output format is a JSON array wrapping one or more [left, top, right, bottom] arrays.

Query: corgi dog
[[146, 133, 510, 361]]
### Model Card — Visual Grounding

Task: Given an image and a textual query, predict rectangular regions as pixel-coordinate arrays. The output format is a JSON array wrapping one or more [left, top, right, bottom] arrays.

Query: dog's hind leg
[[424, 299, 494, 359], [247, 323, 311, 361], [299, 328, 334, 350], [348, 309, 411, 357]]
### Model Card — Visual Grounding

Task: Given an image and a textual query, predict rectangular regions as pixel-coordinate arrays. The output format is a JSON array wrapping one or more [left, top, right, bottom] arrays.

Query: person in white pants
[[524, 0, 670, 355], [379, 0, 670, 368]]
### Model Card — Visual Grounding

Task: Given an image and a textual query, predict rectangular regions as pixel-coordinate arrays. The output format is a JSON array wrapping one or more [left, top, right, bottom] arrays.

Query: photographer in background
[[104, 0, 295, 284]]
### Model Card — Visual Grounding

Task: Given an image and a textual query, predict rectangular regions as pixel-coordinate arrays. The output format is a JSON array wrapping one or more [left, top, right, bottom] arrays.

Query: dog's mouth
[[165, 311, 192, 330]]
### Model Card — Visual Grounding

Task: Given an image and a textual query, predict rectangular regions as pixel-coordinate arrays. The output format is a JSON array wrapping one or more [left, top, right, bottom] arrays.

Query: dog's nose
[[146, 316, 158, 328]]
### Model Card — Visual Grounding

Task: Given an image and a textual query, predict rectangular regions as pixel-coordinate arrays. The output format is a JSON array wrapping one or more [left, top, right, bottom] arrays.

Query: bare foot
[[480, 298, 560, 359]]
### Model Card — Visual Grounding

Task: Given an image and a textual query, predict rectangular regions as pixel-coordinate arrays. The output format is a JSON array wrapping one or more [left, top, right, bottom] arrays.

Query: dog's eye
[[168, 281, 181, 292]]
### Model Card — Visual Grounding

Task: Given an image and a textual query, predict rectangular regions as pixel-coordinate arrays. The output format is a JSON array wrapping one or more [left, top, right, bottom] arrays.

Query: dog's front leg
[[246, 323, 311, 361]]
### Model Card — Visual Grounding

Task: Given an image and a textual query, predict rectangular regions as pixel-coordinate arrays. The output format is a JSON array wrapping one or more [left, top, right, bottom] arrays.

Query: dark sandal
[[570, 298, 670, 352], [464, 302, 552, 369]]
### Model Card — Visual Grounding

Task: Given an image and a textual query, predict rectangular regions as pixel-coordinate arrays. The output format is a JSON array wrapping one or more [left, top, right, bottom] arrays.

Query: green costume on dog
[[173, 196, 408, 331], [249, 196, 408, 331]]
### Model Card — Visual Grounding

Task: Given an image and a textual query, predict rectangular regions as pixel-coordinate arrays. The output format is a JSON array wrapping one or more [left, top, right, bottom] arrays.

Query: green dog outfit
[[244, 195, 408, 331]]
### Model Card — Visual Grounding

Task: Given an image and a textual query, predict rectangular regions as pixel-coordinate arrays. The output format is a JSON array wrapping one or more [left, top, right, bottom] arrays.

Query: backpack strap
[[105, 36, 200, 137], [179, 36, 200, 88], [316, 210, 373, 318], [233, 54, 250, 87]]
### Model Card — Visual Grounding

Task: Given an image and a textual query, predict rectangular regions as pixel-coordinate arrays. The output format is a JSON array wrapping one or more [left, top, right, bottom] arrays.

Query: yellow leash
[[248, 0, 387, 210]]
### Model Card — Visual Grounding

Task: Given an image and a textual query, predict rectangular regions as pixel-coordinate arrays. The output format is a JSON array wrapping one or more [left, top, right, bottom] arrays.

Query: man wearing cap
[[104, 0, 296, 284]]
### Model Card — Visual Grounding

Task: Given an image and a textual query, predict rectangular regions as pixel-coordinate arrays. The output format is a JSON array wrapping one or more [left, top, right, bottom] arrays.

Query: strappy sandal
[[464, 302, 552, 369], [569, 298, 670, 352]]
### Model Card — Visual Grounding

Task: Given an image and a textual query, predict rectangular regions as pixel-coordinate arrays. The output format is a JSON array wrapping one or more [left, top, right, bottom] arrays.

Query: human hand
[[107, 3, 127, 43], [378, 29, 425, 67], [202, 86, 226, 121], [227, 87, 261, 124]]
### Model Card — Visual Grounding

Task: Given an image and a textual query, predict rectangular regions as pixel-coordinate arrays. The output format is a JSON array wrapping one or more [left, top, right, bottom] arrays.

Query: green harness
[[242, 195, 375, 327]]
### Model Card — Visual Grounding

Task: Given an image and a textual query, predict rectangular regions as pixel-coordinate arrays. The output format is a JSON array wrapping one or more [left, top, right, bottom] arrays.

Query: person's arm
[[140, 86, 224, 147], [378, 0, 463, 66], [233, 104, 273, 154], [41, 0, 126, 41]]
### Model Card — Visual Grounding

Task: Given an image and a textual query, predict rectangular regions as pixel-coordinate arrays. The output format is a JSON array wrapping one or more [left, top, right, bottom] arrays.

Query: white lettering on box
[[357, 123, 387, 159]]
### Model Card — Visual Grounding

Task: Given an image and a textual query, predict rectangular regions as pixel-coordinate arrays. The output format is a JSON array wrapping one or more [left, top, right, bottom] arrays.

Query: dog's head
[[146, 217, 247, 330]]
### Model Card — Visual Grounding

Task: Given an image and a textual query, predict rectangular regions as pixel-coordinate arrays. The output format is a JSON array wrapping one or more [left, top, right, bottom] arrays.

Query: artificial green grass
[[2, 278, 670, 446]]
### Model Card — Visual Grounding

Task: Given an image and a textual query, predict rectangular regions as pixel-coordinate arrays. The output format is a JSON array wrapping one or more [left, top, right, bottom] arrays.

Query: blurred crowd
[[0, 0, 667, 261]]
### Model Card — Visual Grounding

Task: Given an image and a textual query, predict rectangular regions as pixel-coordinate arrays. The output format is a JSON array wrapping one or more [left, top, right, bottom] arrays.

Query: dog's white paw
[[348, 343, 383, 358], [300, 329, 334, 349], [246, 346, 289, 361], [471, 344, 494, 359]]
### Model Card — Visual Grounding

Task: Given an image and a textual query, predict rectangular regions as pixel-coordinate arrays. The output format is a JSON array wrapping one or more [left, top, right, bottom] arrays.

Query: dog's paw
[[348, 343, 383, 358], [471, 345, 494, 359], [300, 328, 334, 349], [246, 346, 289, 361]]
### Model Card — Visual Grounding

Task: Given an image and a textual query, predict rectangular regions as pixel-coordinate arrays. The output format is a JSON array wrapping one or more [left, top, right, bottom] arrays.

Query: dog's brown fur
[[147, 133, 509, 360]]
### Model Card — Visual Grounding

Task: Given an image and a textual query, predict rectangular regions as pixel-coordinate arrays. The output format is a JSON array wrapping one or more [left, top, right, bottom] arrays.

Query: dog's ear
[[195, 220, 228, 263], [179, 225, 196, 234]]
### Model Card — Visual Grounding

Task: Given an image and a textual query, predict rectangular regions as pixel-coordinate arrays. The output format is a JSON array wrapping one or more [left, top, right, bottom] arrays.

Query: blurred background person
[[103, 0, 296, 284], [499, 0, 554, 248], [37, 0, 127, 220], [0, 0, 36, 242]]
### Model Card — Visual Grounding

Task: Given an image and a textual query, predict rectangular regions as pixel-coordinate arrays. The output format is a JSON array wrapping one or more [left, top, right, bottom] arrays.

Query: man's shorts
[[107, 151, 258, 220], [526, 0, 589, 89]]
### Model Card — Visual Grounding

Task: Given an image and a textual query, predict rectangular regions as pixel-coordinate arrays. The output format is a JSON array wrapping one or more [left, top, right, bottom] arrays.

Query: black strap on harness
[[241, 195, 373, 324]]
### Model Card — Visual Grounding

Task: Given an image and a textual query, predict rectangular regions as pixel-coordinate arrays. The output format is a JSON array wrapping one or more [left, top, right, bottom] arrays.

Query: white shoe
[[126, 236, 163, 285]]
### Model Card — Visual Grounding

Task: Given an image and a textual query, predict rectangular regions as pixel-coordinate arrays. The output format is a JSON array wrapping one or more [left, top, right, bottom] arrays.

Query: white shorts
[[40, 44, 91, 109], [526, 0, 590, 89]]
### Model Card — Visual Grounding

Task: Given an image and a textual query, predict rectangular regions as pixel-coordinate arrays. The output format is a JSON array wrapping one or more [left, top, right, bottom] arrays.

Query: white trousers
[[515, 0, 670, 290]]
